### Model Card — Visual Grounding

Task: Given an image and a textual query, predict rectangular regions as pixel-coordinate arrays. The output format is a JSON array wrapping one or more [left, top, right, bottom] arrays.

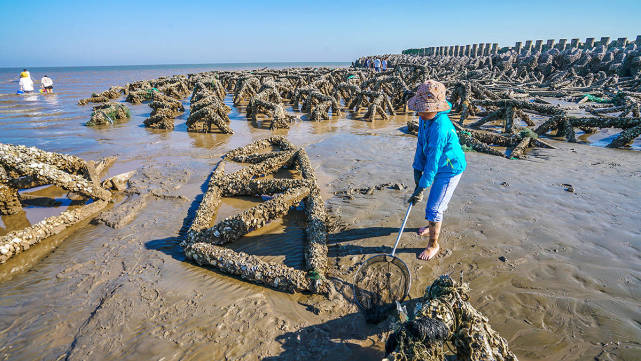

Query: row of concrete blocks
[[414, 35, 641, 57]]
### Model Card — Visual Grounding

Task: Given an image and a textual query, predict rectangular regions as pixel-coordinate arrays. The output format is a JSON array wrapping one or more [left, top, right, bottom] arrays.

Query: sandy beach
[[1, 67, 640, 360]]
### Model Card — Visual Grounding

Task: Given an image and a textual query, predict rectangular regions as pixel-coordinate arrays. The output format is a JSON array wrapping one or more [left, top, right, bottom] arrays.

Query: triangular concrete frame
[[183, 137, 330, 294], [0, 143, 113, 264]]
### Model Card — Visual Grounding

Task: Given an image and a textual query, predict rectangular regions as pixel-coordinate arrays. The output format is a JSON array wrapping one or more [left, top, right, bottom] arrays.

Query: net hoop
[[352, 253, 412, 311]]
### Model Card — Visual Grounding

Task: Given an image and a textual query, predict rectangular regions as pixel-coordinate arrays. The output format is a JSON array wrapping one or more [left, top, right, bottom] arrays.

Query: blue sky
[[1, 0, 639, 67]]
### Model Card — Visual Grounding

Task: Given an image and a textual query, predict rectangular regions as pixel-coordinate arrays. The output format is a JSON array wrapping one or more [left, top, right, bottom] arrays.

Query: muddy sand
[[1, 108, 640, 360]]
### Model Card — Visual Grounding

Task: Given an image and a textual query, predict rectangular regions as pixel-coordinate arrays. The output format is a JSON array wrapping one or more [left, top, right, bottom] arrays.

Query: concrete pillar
[[514, 41, 522, 54], [585, 38, 595, 48], [455, 45, 461, 57], [570, 38, 580, 48], [546, 39, 555, 50], [534, 40, 543, 52], [448, 46, 454, 56], [524, 40, 533, 54], [477, 43, 485, 57], [491, 43, 498, 54], [557, 39, 567, 50], [471, 43, 478, 57], [617, 37, 628, 47], [600, 36, 610, 47], [484, 43, 491, 56], [465, 44, 470, 56]]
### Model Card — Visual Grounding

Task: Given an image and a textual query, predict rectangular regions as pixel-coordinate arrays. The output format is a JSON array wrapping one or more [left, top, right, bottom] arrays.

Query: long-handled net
[[353, 204, 413, 323]]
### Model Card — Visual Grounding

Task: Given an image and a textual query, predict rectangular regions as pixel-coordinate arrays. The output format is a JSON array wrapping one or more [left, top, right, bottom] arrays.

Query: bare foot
[[417, 225, 430, 236], [418, 242, 440, 260]]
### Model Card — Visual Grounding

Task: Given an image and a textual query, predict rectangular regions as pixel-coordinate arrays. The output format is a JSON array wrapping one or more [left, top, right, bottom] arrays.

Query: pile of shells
[[357, 41, 641, 89], [384, 275, 518, 361], [143, 91, 185, 130], [78, 86, 127, 105], [186, 79, 233, 133], [246, 79, 297, 129], [86, 102, 131, 126], [77, 60, 641, 150], [183, 136, 331, 293], [407, 80, 640, 157]]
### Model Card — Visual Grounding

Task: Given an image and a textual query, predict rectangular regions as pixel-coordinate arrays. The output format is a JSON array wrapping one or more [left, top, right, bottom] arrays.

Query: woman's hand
[[408, 186, 425, 204]]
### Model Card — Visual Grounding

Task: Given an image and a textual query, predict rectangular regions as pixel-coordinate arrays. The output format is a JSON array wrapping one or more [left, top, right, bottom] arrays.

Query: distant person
[[18, 70, 34, 93], [374, 58, 382, 72], [41, 75, 54, 93], [407, 80, 466, 261], [365, 58, 371, 69], [382, 59, 388, 71]]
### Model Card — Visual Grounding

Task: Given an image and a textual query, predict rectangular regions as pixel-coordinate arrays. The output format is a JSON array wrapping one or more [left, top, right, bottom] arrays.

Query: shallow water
[[0, 64, 640, 361]]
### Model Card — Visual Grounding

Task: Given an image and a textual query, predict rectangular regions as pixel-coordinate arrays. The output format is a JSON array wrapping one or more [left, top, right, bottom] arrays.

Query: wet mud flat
[[0, 118, 639, 360]]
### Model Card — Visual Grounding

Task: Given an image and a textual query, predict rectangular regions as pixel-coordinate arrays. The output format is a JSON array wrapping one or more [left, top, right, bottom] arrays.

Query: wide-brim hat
[[408, 80, 449, 112]]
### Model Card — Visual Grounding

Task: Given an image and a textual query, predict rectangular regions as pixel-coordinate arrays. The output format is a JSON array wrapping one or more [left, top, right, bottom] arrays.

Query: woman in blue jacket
[[407, 80, 466, 260]]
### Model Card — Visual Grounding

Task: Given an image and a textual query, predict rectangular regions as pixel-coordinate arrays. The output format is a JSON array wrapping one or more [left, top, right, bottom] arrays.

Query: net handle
[[391, 203, 412, 257]]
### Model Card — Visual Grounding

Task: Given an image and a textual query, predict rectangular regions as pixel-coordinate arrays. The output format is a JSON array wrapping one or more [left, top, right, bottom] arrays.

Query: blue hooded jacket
[[412, 103, 466, 189]]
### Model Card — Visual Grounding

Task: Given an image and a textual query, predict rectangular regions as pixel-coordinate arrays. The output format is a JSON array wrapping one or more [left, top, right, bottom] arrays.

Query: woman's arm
[[417, 123, 446, 188]]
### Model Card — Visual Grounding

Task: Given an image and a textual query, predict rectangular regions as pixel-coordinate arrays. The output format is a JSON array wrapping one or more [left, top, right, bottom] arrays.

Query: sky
[[1, 0, 640, 67]]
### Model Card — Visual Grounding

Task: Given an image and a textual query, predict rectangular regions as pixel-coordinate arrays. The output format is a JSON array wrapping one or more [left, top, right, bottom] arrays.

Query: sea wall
[[401, 35, 641, 57]]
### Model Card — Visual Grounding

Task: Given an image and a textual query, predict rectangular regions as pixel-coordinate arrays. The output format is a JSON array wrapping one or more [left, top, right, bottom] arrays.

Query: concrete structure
[[514, 41, 522, 54], [546, 39, 555, 50], [600, 36, 610, 47], [585, 38, 595, 48], [535, 40, 543, 52], [402, 34, 641, 57]]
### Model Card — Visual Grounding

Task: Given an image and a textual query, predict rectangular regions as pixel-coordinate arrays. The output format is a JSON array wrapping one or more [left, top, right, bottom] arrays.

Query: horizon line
[[0, 60, 353, 70]]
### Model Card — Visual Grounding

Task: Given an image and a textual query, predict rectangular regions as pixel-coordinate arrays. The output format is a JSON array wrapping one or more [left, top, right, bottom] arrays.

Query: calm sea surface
[[0, 62, 350, 153]]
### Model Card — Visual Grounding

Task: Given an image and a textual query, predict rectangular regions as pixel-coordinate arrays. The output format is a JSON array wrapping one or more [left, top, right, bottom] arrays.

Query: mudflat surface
[[1, 67, 640, 360]]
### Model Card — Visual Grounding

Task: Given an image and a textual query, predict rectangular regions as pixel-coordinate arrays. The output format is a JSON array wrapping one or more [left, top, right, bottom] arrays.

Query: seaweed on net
[[384, 275, 519, 361]]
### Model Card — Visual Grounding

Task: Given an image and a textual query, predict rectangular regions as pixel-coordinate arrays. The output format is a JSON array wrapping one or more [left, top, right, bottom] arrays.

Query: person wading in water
[[407, 80, 466, 260]]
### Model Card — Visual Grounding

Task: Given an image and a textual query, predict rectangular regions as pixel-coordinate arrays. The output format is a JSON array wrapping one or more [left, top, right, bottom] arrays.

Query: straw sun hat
[[408, 80, 450, 112]]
